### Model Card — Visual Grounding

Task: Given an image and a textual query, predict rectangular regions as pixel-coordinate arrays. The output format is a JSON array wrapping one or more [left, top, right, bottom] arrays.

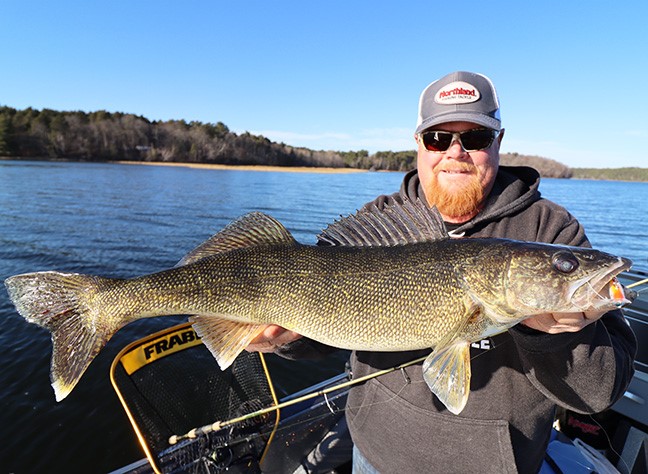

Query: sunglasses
[[418, 128, 499, 153]]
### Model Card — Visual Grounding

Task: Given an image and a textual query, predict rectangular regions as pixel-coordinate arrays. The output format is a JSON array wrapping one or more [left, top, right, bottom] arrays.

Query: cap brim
[[416, 112, 500, 134]]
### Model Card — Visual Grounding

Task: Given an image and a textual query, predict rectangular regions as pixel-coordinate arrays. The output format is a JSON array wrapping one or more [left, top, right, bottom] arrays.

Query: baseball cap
[[415, 71, 501, 134]]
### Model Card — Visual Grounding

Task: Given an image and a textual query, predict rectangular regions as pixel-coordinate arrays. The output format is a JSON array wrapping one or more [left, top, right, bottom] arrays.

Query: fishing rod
[[170, 277, 648, 446], [168, 353, 428, 445], [627, 277, 648, 292]]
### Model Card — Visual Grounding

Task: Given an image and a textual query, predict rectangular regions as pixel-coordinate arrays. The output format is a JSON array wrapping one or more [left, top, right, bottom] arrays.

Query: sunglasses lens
[[421, 131, 453, 152], [460, 129, 495, 151], [420, 129, 497, 152]]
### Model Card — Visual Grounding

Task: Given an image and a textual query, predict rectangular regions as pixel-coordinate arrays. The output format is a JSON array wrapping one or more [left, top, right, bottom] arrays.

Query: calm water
[[1, 161, 646, 472]]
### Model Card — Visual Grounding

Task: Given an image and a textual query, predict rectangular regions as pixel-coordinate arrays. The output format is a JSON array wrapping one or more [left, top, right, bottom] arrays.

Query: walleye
[[4, 200, 633, 414]]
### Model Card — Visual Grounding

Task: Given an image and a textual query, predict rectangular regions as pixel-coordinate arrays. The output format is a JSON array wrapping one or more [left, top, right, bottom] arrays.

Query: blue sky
[[1, 1, 647, 168]]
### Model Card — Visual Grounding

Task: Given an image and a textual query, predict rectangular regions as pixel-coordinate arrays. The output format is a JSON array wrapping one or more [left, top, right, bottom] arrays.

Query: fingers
[[245, 325, 303, 353], [520, 310, 605, 334], [582, 309, 606, 321], [520, 313, 580, 334]]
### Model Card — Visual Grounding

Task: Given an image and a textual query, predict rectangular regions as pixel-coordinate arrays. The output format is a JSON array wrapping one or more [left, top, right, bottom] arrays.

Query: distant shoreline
[[117, 161, 369, 174], [0, 156, 371, 174], [3, 157, 647, 182]]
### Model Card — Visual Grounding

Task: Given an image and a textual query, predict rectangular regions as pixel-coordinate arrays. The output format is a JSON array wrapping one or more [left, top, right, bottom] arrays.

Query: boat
[[110, 269, 648, 474]]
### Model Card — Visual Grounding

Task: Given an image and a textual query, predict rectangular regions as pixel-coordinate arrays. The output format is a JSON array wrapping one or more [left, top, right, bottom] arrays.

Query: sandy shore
[[117, 161, 368, 174]]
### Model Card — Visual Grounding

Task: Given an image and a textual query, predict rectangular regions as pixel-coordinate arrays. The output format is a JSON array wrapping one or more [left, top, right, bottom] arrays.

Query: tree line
[[0, 106, 416, 170], [0, 105, 596, 178], [571, 167, 648, 182], [499, 152, 572, 178]]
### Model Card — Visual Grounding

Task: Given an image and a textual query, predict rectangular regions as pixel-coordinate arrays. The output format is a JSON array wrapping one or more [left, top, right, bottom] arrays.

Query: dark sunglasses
[[418, 128, 499, 153]]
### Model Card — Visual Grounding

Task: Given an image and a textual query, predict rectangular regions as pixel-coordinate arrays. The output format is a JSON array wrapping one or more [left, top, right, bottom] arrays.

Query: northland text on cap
[[416, 71, 501, 134]]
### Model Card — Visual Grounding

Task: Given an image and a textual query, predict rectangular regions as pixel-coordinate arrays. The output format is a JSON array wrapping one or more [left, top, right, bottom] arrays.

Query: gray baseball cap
[[415, 71, 501, 134]]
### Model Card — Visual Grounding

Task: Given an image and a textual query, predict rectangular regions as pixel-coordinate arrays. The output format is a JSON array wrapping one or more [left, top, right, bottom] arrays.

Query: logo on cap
[[435, 81, 480, 105]]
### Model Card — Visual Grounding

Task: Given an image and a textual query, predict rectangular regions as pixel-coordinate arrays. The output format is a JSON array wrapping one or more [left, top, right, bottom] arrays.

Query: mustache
[[435, 162, 478, 174]]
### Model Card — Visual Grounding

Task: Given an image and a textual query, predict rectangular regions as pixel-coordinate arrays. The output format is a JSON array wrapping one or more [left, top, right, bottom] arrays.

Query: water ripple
[[1, 162, 646, 471]]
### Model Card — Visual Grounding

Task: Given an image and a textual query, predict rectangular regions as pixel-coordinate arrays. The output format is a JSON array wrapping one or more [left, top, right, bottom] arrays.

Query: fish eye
[[552, 252, 579, 274]]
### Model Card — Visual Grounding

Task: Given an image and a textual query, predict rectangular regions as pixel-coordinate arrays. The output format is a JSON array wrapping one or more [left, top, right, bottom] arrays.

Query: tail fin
[[5, 271, 122, 401]]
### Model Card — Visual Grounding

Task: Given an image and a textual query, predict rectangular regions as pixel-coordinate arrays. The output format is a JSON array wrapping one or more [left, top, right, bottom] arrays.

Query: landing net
[[110, 322, 277, 473]]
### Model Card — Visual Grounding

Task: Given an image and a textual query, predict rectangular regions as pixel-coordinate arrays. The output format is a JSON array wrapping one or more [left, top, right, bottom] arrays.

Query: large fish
[[4, 200, 634, 414]]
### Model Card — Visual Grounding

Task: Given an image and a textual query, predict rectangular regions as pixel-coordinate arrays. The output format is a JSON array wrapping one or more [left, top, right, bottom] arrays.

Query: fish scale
[[4, 200, 633, 414], [119, 243, 470, 348]]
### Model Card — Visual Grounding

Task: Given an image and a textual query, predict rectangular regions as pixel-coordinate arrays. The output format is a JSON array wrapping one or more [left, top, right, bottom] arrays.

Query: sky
[[1, 1, 647, 168]]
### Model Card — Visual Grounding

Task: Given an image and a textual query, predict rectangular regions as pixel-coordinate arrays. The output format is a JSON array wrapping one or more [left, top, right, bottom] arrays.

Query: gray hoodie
[[279, 166, 636, 473], [344, 166, 636, 473]]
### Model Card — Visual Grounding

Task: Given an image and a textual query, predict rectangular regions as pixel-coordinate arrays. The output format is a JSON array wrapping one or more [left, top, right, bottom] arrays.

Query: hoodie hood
[[400, 165, 542, 235]]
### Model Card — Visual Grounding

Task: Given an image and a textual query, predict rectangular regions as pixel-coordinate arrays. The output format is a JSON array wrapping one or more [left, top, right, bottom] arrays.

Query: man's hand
[[246, 325, 303, 353], [520, 310, 607, 334]]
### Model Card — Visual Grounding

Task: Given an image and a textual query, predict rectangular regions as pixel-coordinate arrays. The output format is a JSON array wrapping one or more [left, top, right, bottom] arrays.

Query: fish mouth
[[570, 257, 633, 310]]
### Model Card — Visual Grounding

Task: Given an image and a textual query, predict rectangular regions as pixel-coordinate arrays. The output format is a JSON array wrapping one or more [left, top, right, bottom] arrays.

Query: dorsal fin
[[318, 198, 449, 247], [177, 212, 297, 266]]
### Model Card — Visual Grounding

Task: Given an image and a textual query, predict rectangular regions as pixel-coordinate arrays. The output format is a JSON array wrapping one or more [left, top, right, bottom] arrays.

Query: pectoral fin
[[189, 315, 265, 370], [422, 341, 472, 415]]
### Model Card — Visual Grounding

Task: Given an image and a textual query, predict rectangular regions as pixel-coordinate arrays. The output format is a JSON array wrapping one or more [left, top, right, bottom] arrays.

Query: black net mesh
[[111, 323, 276, 473]]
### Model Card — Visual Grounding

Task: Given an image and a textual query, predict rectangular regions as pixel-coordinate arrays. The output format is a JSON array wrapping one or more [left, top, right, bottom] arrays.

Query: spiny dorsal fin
[[317, 198, 449, 247], [177, 212, 297, 266]]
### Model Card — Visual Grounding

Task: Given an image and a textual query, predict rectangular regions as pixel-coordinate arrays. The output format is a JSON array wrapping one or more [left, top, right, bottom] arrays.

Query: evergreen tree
[[0, 114, 11, 155]]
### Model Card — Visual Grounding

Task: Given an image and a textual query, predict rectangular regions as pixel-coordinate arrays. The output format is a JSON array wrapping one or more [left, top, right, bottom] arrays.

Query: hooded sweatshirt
[[281, 166, 637, 473]]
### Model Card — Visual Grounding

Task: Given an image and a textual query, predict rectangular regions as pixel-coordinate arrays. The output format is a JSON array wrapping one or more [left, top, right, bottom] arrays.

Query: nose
[[445, 138, 469, 159]]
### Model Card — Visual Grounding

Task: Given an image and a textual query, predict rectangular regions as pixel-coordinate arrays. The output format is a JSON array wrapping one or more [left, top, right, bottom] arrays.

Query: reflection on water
[[0, 161, 646, 471]]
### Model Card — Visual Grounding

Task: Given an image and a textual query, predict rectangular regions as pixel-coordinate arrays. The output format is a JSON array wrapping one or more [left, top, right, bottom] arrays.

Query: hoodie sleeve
[[273, 335, 340, 360], [507, 202, 637, 413], [509, 313, 636, 413]]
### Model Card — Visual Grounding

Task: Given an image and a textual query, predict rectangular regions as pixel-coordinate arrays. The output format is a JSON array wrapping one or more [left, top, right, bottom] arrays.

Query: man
[[248, 71, 637, 473]]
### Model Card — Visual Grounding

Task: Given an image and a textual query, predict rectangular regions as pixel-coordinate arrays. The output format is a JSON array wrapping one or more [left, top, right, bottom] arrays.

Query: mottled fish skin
[[3, 201, 633, 413]]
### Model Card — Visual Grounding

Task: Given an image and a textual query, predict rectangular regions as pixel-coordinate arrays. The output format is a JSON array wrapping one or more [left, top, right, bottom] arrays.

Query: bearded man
[[247, 71, 636, 473]]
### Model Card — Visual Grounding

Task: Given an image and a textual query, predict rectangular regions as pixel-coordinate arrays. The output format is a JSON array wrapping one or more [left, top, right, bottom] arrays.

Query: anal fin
[[189, 315, 265, 370], [422, 341, 472, 415]]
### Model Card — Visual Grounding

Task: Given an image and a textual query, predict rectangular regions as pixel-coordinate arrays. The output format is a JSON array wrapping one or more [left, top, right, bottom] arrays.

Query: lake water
[[1, 160, 647, 472]]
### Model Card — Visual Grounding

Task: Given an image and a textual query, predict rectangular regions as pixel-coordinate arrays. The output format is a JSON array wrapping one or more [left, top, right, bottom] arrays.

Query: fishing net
[[111, 322, 277, 474]]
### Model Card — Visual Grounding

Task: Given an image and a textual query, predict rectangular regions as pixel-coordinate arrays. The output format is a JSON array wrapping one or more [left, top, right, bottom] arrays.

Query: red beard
[[422, 163, 484, 219]]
